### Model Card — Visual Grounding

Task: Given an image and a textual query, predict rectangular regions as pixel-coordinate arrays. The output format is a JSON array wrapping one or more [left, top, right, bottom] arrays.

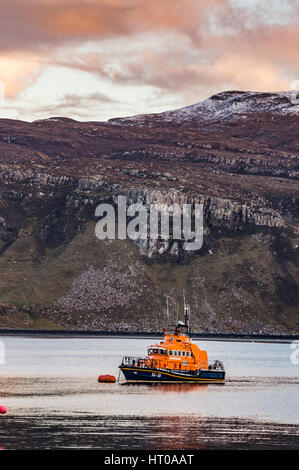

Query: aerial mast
[[166, 295, 169, 319], [183, 292, 191, 336]]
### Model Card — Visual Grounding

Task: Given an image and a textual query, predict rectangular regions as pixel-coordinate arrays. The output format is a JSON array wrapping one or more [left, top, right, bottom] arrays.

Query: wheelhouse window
[[148, 349, 153, 355], [169, 350, 173, 356], [174, 351, 177, 356], [182, 351, 185, 357], [178, 351, 181, 356], [153, 349, 159, 354]]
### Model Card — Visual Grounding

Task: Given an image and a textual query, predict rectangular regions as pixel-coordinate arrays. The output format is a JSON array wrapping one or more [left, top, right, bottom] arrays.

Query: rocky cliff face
[[0, 91, 298, 333]]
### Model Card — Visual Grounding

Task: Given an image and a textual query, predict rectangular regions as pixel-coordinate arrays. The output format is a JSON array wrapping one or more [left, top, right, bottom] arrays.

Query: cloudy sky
[[0, 0, 298, 122]]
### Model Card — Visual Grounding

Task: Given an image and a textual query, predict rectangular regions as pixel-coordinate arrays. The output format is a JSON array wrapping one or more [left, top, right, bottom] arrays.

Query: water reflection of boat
[[154, 383, 208, 393], [119, 297, 225, 384], [121, 382, 209, 393]]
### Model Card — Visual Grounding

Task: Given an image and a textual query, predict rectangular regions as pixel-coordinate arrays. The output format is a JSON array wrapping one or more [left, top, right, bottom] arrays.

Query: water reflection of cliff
[[144, 384, 208, 450], [146, 413, 207, 450]]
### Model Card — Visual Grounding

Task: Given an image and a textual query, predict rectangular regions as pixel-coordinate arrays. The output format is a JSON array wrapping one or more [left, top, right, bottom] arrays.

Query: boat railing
[[121, 356, 224, 372], [209, 360, 225, 371], [146, 359, 211, 372], [121, 356, 146, 367]]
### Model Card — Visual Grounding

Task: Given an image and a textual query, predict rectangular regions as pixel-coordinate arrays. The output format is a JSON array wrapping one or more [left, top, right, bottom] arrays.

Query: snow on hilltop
[[109, 90, 299, 127]]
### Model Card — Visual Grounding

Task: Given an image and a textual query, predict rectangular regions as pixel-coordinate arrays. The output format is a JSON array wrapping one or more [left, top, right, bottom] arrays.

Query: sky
[[0, 0, 298, 122]]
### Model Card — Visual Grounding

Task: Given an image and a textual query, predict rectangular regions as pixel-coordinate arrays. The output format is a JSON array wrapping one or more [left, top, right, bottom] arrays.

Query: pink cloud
[[0, 0, 298, 112]]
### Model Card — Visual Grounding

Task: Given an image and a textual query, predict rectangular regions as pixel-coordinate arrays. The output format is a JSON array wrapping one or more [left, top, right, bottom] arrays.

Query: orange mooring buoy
[[0, 406, 7, 415], [98, 375, 116, 383]]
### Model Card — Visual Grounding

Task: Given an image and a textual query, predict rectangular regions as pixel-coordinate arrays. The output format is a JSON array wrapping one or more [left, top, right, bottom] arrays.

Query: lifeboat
[[119, 298, 225, 384]]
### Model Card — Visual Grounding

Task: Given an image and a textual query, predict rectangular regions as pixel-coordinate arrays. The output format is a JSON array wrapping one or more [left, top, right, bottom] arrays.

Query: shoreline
[[0, 328, 298, 343]]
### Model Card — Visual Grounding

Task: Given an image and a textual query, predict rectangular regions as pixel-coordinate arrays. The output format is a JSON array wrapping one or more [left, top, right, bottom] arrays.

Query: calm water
[[0, 336, 298, 450]]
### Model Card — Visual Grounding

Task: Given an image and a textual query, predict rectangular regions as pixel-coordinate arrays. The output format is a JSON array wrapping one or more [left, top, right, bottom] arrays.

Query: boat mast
[[183, 292, 191, 336], [166, 295, 169, 319]]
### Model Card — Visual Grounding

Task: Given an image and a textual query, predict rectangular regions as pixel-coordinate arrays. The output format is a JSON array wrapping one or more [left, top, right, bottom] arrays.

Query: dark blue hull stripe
[[120, 366, 225, 382]]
